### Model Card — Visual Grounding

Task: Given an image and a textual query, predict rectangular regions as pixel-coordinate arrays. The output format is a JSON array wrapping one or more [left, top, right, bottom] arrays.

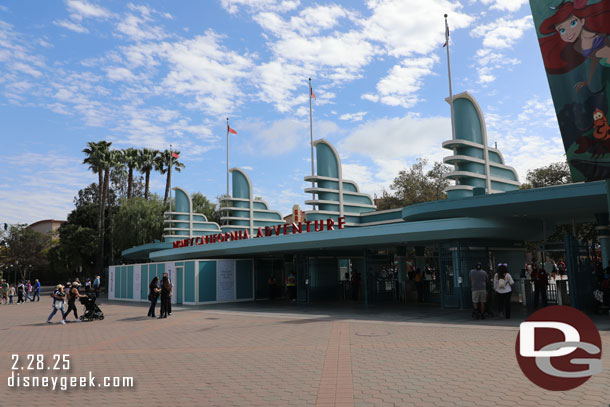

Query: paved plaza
[[1, 299, 609, 407]]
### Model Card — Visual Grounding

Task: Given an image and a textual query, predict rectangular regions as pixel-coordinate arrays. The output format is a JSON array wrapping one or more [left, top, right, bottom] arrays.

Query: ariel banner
[[530, 0, 610, 181]]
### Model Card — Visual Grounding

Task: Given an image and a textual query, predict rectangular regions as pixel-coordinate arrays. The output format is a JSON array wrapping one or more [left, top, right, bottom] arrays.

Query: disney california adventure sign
[[172, 217, 347, 249]]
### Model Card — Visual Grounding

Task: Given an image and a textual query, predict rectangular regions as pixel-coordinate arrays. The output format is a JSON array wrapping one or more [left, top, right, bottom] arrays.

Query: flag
[[228, 126, 238, 135], [171, 152, 179, 159], [443, 19, 449, 47], [311, 88, 316, 99]]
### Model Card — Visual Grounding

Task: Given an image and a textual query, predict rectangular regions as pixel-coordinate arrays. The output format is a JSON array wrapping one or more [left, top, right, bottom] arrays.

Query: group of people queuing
[[46, 276, 101, 324], [470, 261, 555, 320], [0, 279, 40, 304], [147, 273, 173, 318]]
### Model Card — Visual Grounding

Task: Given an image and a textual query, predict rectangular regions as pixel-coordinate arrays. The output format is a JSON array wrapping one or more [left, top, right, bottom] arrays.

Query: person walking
[[469, 263, 488, 319], [351, 269, 361, 301], [63, 281, 86, 321], [84, 278, 91, 295], [47, 284, 66, 324], [16, 280, 24, 304], [286, 272, 297, 302], [267, 274, 277, 300], [493, 264, 514, 319], [1, 279, 8, 304], [24, 280, 32, 302], [415, 269, 424, 303], [147, 276, 160, 318], [158, 272, 174, 316], [92, 275, 100, 298], [531, 263, 548, 308], [32, 279, 41, 302], [8, 284, 15, 304], [159, 275, 171, 318]]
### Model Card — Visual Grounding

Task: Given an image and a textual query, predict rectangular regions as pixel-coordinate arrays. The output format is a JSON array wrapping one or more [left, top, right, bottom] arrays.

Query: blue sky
[[0, 0, 564, 224]]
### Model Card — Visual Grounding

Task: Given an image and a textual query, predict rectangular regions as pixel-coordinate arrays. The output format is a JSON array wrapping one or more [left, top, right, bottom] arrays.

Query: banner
[[530, 0, 610, 181], [217, 260, 235, 302]]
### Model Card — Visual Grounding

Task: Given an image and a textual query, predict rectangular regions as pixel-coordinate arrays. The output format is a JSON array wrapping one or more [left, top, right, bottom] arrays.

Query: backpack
[[497, 278, 506, 290]]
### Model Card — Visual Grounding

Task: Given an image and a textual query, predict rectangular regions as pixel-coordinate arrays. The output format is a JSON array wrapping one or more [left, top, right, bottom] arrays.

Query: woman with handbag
[[493, 264, 514, 319], [159, 275, 171, 319], [147, 276, 161, 318], [47, 284, 66, 324]]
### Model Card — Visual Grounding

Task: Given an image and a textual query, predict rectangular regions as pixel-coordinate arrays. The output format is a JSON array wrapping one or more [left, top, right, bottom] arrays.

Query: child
[[8, 285, 15, 304]]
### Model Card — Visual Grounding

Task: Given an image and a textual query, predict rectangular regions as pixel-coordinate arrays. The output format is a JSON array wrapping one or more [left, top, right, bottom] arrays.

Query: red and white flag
[[228, 126, 238, 135], [311, 88, 316, 99], [171, 152, 179, 159]]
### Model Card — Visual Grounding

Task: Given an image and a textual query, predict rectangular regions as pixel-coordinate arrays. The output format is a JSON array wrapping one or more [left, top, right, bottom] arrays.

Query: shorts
[[472, 290, 487, 303]]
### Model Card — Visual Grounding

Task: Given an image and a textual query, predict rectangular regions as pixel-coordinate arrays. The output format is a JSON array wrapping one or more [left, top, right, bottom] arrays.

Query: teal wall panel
[[121, 266, 127, 298], [177, 267, 183, 304], [157, 263, 165, 280], [236, 260, 253, 299], [114, 267, 120, 299], [127, 266, 134, 299], [141, 265, 149, 300], [198, 261, 216, 302], [185, 261, 195, 302]]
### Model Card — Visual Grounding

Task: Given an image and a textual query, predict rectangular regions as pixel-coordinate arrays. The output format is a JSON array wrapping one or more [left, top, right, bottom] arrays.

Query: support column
[[595, 213, 610, 269]]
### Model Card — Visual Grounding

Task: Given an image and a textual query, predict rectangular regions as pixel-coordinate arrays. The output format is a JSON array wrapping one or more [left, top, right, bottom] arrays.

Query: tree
[[83, 141, 111, 275], [522, 161, 572, 189], [57, 223, 98, 278], [155, 150, 185, 204], [377, 159, 450, 209], [112, 197, 165, 259], [138, 148, 159, 200], [121, 148, 140, 199], [192, 193, 221, 224], [4, 225, 51, 282]]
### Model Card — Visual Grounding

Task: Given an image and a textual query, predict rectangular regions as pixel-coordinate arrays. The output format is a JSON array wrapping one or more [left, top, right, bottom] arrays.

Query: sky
[[0, 0, 565, 225]]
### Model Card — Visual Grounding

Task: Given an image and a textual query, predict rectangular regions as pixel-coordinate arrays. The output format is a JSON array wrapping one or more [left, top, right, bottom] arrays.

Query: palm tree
[[122, 148, 140, 199], [138, 148, 159, 200], [155, 149, 185, 204], [82, 140, 111, 275]]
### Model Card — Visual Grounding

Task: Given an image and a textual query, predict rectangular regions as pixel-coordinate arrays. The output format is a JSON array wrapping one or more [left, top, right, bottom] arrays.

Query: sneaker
[[60, 320, 66, 324], [46, 320, 52, 324]]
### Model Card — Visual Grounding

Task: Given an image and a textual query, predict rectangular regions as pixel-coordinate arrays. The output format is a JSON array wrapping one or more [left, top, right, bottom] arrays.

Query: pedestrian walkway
[[1, 299, 609, 406]]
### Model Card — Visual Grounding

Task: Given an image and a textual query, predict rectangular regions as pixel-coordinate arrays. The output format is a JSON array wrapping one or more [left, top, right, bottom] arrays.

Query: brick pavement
[[0, 299, 609, 407]]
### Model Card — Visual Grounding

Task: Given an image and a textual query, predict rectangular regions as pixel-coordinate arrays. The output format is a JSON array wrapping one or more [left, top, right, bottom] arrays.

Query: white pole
[[226, 118, 230, 197], [169, 143, 173, 214], [309, 78, 315, 209], [445, 14, 456, 142]]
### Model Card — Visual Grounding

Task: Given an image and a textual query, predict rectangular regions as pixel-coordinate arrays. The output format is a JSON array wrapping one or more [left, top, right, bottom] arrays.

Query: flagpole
[[226, 118, 230, 197], [309, 78, 315, 209], [445, 14, 456, 142]]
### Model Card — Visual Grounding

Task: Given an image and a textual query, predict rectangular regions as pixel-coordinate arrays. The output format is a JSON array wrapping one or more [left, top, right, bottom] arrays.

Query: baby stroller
[[79, 294, 104, 321]]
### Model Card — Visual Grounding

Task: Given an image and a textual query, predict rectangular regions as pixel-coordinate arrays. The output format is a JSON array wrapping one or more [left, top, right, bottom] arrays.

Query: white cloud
[[337, 113, 451, 195], [116, 6, 167, 41], [66, 0, 112, 20], [363, 0, 474, 58], [363, 56, 439, 108], [470, 16, 531, 84], [160, 31, 253, 115], [474, 48, 520, 84], [470, 16, 532, 49], [486, 96, 564, 181], [339, 111, 367, 121], [220, 0, 300, 15], [54, 19, 88, 33], [0, 152, 94, 224], [251, 118, 308, 156], [480, 0, 527, 13]]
